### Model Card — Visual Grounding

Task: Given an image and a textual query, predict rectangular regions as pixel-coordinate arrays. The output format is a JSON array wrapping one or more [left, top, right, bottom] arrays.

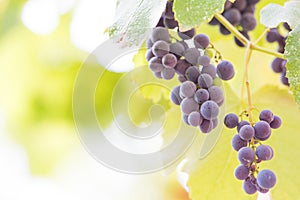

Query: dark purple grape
[[178, 28, 195, 40], [280, 72, 290, 86], [224, 113, 239, 129], [220, 24, 231, 35], [170, 42, 185, 58], [156, 17, 164, 27], [243, 5, 255, 14], [185, 66, 201, 83], [247, 0, 260, 5], [254, 121, 271, 140], [201, 64, 217, 78], [162, 53, 177, 68], [184, 48, 200, 65], [174, 59, 190, 75], [217, 60, 235, 80], [271, 58, 284, 73], [232, 134, 248, 151], [146, 49, 155, 61], [178, 75, 187, 83], [188, 111, 203, 127], [161, 67, 175, 80], [239, 125, 255, 141], [165, 1, 174, 19], [198, 55, 210, 66], [223, 8, 242, 25], [224, 0, 233, 10], [234, 165, 250, 180], [237, 120, 250, 132], [208, 86, 224, 104], [194, 89, 209, 104], [238, 147, 255, 165], [193, 34, 210, 49], [259, 110, 274, 124], [209, 17, 219, 25], [283, 22, 292, 31], [163, 17, 178, 29], [198, 73, 213, 89], [233, 0, 247, 11], [149, 57, 164, 72], [180, 81, 197, 98], [256, 145, 273, 161], [240, 13, 257, 31], [180, 98, 200, 115], [200, 100, 219, 120], [257, 169, 276, 189], [266, 28, 281, 43], [270, 115, 282, 129], [199, 119, 213, 133], [154, 71, 162, 79], [243, 178, 257, 194], [234, 31, 249, 47], [170, 85, 182, 105], [151, 27, 170, 42], [152, 40, 170, 57]]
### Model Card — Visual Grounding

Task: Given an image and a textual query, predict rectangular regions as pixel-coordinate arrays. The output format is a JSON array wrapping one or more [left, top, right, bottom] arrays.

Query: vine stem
[[244, 43, 254, 124], [214, 13, 285, 59]]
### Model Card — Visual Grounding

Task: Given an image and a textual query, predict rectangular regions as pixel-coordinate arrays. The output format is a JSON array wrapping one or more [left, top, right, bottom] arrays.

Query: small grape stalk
[[224, 109, 282, 195], [145, 1, 235, 134]]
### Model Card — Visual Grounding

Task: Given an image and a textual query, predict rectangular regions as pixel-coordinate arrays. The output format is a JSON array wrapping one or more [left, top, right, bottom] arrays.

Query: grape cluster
[[146, 2, 235, 133], [209, 0, 260, 47], [224, 109, 281, 194], [266, 23, 291, 86]]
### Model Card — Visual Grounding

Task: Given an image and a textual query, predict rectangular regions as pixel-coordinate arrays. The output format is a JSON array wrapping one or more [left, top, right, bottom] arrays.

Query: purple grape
[[154, 71, 162, 79], [234, 31, 249, 47], [201, 64, 217, 78], [184, 48, 200, 65], [152, 40, 170, 57], [239, 125, 255, 141], [224, 113, 239, 129], [149, 57, 164, 72], [209, 17, 219, 25], [212, 118, 218, 129], [161, 67, 175, 80], [233, 0, 247, 11], [270, 115, 282, 129], [146, 38, 153, 48], [170, 42, 185, 58], [237, 120, 250, 132], [257, 169, 276, 189], [193, 34, 210, 49], [162, 53, 177, 68], [224, 0, 233, 10], [170, 85, 182, 105], [165, 1, 174, 19], [199, 119, 213, 133], [247, 0, 260, 5], [198, 73, 213, 89], [238, 147, 255, 165], [243, 178, 257, 194], [240, 13, 257, 31], [180, 98, 200, 115], [146, 49, 154, 61], [280, 72, 290, 86], [178, 75, 187, 83], [174, 59, 190, 75], [243, 5, 255, 14], [254, 121, 271, 140], [151, 27, 170, 42], [178, 28, 195, 40], [163, 17, 178, 29], [234, 165, 250, 180], [208, 86, 224, 104], [256, 145, 273, 161], [266, 28, 281, 43], [188, 111, 203, 127], [271, 58, 284, 73], [217, 60, 235, 80], [220, 24, 231, 35], [232, 134, 248, 151], [200, 100, 219, 120], [185, 66, 201, 83], [223, 8, 242, 25], [259, 110, 274, 123], [182, 114, 189, 125], [180, 81, 197, 98], [194, 89, 209, 104], [198, 55, 210, 67]]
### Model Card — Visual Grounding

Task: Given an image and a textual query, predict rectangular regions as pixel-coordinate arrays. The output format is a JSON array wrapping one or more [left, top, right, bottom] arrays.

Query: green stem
[[214, 13, 285, 59]]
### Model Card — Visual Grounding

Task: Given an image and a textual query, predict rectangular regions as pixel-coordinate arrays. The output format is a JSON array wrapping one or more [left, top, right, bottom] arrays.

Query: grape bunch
[[224, 110, 282, 194], [266, 23, 291, 86], [209, 0, 260, 47]]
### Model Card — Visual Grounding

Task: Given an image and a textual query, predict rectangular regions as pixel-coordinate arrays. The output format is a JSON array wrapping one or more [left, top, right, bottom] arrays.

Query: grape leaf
[[173, 0, 226, 31], [185, 86, 300, 199], [260, 1, 300, 28], [108, 0, 167, 47], [285, 24, 300, 108]]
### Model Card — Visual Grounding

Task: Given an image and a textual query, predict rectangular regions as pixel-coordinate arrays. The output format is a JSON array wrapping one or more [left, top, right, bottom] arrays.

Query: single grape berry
[[238, 147, 255, 165], [237, 120, 250, 132], [194, 89, 209, 104], [232, 134, 248, 151], [254, 121, 271, 140], [174, 59, 190, 75], [217, 60, 235, 81], [208, 86, 224, 104], [193, 34, 210, 49], [184, 48, 200, 65], [243, 178, 257, 195], [178, 28, 195, 40], [270, 115, 282, 129], [188, 111, 203, 127], [152, 40, 170, 57], [257, 169, 276, 189], [161, 67, 175, 80], [162, 53, 177, 68], [256, 144, 274, 161], [240, 13, 257, 31], [200, 100, 219, 120], [199, 119, 214, 133], [259, 109, 274, 123], [180, 81, 197, 98], [170, 42, 185, 58], [198, 55, 210, 67], [223, 8, 242, 25], [239, 125, 255, 141], [185, 66, 201, 83], [198, 73, 213, 89], [224, 113, 239, 129], [271, 58, 284, 73], [180, 98, 200, 115], [151, 27, 170, 42], [201, 64, 217, 78], [234, 165, 250, 180], [163, 17, 178, 29], [170, 85, 182, 105], [149, 57, 164, 72]]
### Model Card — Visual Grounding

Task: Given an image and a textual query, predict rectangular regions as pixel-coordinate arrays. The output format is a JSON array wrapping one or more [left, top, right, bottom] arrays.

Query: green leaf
[[108, 0, 167, 47], [285, 24, 300, 108], [185, 86, 300, 199], [173, 0, 226, 31], [260, 1, 300, 28]]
